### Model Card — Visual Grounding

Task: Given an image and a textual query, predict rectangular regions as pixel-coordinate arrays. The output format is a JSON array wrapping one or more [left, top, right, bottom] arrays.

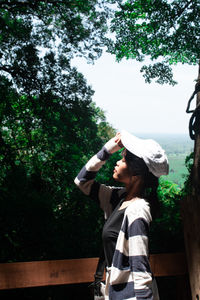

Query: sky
[[72, 52, 198, 135]]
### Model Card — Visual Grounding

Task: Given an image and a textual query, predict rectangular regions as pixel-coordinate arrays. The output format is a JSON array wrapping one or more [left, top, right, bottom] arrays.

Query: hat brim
[[121, 130, 144, 158]]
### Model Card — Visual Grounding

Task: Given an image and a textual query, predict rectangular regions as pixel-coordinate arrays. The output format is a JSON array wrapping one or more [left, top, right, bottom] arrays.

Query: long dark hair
[[124, 150, 159, 218]]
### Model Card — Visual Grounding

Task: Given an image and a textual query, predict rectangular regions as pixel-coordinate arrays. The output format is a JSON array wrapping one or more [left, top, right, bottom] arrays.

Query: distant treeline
[[137, 133, 193, 186], [138, 133, 194, 155]]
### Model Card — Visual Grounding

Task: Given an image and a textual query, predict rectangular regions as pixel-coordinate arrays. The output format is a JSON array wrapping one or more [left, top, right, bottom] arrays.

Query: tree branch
[[174, 0, 193, 18], [0, 0, 65, 9], [0, 65, 13, 76]]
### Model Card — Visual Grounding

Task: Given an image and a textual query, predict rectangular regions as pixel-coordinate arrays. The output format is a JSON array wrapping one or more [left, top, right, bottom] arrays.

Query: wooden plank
[[0, 253, 187, 290], [149, 252, 187, 277], [0, 258, 98, 290]]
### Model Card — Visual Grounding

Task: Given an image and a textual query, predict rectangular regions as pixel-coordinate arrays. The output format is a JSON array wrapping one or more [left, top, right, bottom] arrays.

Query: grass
[[161, 154, 189, 186]]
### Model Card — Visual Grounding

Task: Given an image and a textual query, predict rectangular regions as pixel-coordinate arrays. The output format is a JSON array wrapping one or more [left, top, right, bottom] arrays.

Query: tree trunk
[[181, 195, 200, 300], [181, 61, 200, 300]]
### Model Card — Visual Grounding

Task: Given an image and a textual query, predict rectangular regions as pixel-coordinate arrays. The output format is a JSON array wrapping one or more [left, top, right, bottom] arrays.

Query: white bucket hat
[[121, 130, 169, 177]]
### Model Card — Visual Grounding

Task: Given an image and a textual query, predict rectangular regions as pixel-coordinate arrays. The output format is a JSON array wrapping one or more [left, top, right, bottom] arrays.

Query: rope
[[189, 104, 200, 140], [186, 80, 200, 140]]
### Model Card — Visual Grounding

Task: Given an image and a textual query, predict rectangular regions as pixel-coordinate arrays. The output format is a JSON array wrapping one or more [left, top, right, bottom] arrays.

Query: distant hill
[[136, 133, 194, 186]]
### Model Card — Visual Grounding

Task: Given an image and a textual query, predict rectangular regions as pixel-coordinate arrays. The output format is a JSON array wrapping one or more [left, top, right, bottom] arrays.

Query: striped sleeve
[[127, 201, 153, 300], [74, 137, 122, 218]]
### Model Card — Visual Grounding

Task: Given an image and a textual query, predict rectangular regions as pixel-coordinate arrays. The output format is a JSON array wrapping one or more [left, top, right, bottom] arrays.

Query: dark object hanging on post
[[189, 105, 200, 140], [186, 81, 200, 140], [89, 248, 106, 300]]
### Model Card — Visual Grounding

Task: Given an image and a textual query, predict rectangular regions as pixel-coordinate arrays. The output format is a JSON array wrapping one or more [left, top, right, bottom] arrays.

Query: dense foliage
[[0, 74, 108, 261], [108, 0, 200, 84], [0, 0, 116, 261], [0, 0, 111, 65], [150, 179, 184, 253]]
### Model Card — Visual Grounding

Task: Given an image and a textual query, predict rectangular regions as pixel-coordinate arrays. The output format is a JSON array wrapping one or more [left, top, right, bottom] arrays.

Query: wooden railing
[[0, 252, 187, 290]]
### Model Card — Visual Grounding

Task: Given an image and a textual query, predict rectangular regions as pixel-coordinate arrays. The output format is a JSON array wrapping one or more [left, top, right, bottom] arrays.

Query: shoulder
[[109, 186, 126, 209], [125, 198, 152, 224]]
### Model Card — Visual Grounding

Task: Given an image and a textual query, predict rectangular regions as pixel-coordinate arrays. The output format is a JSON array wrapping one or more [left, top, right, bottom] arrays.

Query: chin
[[113, 173, 117, 180], [113, 174, 120, 182]]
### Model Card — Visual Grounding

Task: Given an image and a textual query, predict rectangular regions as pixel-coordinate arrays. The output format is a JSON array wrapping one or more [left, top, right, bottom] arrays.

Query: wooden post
[[182, 195, 200, 300], [181, 61, 200, 300]]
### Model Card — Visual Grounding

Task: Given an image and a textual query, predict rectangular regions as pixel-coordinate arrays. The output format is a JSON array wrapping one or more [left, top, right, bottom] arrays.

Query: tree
[[107, 0, 200, 85], [108, 1, 200, 297], [0, 0, 117, 261], [0, 0, 114, 107], [0, 0, 111, 65], [0, 64, 103, 261], [0, 60, 123, 261]]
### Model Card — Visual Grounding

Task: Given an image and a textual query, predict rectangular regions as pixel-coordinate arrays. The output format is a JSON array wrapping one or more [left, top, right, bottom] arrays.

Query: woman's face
[[113, 153, 131, 184]]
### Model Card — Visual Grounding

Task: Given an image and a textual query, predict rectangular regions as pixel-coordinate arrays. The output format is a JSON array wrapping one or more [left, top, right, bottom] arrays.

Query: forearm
[[74, 137, 120, 195]]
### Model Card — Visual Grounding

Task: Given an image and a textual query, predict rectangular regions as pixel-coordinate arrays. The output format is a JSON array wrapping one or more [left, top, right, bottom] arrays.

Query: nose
[[116, 159, 122, 166]]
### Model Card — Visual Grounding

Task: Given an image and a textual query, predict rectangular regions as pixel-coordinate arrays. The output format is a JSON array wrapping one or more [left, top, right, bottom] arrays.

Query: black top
[[102, 200, 126, 267]]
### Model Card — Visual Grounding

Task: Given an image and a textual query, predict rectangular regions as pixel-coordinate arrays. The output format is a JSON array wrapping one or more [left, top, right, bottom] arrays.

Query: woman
[[74, 130, 169, 300]]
